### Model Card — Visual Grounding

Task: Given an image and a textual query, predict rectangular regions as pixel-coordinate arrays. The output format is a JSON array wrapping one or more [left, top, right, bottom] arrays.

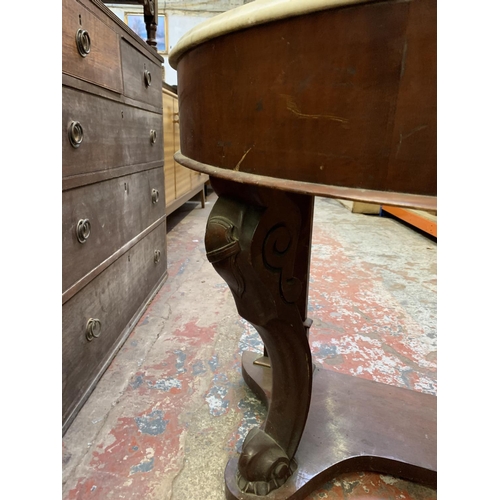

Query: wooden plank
[[163, 92, 176, 204], [381, 206, 437, 237]]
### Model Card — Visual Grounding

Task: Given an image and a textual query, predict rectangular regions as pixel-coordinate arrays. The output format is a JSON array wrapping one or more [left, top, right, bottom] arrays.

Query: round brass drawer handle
[[150, 129, 157, 145], [76, 29, 91, 57], [144, 69, 152, 87], [68, 121, 84, 148], [152, 188, 159, 204], [76, 218, 91, 243], [86, 318, 102, 341], [154, 249, 161, 264]]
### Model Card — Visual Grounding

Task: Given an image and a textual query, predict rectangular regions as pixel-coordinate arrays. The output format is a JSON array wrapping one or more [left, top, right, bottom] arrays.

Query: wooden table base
[[225, 351, 437, 500]]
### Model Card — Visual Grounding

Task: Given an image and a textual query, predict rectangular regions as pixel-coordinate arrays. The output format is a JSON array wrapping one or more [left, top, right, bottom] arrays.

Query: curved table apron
[[170, 0, 437, 498]]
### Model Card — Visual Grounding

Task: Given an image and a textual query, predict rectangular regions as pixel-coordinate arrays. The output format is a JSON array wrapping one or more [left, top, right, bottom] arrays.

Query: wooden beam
[[382, 206, 437, 237]]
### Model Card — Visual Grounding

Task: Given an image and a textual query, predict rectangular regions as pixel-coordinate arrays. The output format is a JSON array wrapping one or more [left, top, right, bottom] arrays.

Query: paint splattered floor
[[62, 190, 437, 500]]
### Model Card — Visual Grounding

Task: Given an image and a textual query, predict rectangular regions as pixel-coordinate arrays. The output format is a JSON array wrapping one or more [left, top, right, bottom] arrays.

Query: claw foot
[[237, 428, 296, 495]]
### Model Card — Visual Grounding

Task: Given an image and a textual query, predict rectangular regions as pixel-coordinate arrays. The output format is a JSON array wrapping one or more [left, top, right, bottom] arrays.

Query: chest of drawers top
[[62, 0, 163, 108]]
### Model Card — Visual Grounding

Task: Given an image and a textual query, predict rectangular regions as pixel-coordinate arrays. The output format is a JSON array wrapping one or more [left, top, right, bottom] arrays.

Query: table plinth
[[225, 352, 436, 500]]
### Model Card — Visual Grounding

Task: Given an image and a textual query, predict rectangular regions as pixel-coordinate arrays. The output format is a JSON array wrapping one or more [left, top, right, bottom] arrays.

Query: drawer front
[[62, 0, 123, 93], [62, 222, 167, 427], [63, 86, 163, 178], [62, 167, 166, 294], [122, 38, 163, 108]]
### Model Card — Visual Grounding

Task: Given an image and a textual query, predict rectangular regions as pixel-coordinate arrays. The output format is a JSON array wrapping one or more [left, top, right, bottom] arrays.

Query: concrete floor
[[62, 189, 437, 500]]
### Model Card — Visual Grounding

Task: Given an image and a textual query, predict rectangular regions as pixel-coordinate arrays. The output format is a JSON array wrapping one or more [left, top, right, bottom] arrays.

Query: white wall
[[165, 15, 211, 86]]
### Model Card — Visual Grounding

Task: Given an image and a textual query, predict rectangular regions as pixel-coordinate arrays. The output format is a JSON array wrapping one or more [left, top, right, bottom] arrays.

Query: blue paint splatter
[[147, 377, 182, 392], [130, 374, 143, 389], [135, 410, 168, 435], [400, 368, 413, 389], [205, 374, 230, 416], [132, 446, 139, 451], [208, 355, 218, 372], [238, 321, 264, 355], [130, 457, 154, 474], [316, 344, 338, 357], [235, 390, 266, 451], [174, 350, 187, 374], [192, 360, 206, 375]]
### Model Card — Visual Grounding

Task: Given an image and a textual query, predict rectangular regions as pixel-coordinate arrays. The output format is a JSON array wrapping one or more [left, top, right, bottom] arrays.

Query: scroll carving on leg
[[205, 179, 314, 496]]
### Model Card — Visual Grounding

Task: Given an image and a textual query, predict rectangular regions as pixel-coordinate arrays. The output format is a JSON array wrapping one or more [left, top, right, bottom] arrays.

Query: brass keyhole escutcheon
[[68, 121, 84, 148], [76, 29, 91, 57], [86, 318, 102, 341], [76, 218, 91, 243]]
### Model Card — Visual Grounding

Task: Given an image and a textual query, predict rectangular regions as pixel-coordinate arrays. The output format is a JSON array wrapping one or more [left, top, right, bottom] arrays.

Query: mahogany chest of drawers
[[62, 0, 167, 434]]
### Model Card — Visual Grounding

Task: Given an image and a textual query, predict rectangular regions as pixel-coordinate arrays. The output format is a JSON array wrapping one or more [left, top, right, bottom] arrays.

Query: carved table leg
[[206, 178, 314, 496], [205, 178, 437, 499]]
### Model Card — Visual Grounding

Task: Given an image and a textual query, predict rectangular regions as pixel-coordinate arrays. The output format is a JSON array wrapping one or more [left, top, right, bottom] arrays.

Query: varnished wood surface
[[175, 0, 436, 206], [168, 0, 376, 68], [62, 0, 167, 434], [72, 0, 164, 64], [63, 0, 123, 93], [225, 352, 436, 499], [121, 38, 163, 108], [62, 222, 167, 433], [163, 91, 177, 205], [162, 86, 209, 212], [173, 97, 192, 198], [175, 153, 436, 211], [62, 86, 163, 178], [63, 217, 166, 305], [62, 167, 165, 295]]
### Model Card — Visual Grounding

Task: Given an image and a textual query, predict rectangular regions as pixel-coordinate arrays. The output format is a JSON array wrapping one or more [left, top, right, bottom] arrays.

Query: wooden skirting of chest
[[62, 0, 167, 435]]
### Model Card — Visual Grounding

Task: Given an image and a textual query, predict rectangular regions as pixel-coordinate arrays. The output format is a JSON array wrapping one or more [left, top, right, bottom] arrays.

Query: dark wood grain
[[62, 167, 165, 294], [385, 0, 436, 194], [62, 86, 163, 178], [82, 0, 164, 64], [62, 221, 167, 431], [62, 0, 123, 92], [171, 0, 436, 496], [225, 352, 436, 499], [62, 0, 167, 435], [176, 0, 436, 201], [121, 37, 163, 108]]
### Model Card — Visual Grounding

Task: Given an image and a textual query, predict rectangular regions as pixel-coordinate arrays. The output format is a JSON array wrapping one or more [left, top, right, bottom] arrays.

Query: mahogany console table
[[169, 1, 436, 498]]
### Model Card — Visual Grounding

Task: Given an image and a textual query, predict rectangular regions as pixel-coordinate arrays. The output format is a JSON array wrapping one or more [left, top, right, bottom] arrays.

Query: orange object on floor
[[382, 206, 437, 238]]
